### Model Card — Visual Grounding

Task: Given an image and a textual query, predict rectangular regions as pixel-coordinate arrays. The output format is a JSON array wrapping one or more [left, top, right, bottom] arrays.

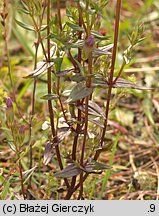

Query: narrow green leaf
[[41, 93, 59, 100], [66, 22, 84, 32], [67, 82, 93, 103], [15, 19, 35, 31], [91, 30, 110, 40], [25, 61, 54, 78], [85, 161, 111, 173], [1, 177, 12, 199]]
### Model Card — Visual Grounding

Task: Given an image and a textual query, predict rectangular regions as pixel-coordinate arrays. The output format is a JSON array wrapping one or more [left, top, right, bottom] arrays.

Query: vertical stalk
[[65, 1, 83, 199], [57, 0, 62, 31], [2, 0, 26, 199], [79, 0, 92, 199], [47, 0, 69, 188], [100, 0, 121, 147], [28, 5, 47, 196], [10, 126, 26, 199]]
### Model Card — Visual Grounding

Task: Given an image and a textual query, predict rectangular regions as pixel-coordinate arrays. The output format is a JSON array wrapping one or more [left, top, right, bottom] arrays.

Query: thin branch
[[47, 0, 69, 188], [100, 0, 122, 147]]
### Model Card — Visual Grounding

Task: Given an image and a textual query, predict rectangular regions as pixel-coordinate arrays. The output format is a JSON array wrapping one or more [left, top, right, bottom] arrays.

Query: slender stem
[[57, 0, 62, 31], [79, 0, 92, 198], [66, 0, 122, 200], [65, 2, 83, 199], [112, 61, 126, 84], [2, 2, 29, 125], [47, 0, 69, 188], [28, 5, 47, 196], [11, 126, 26, 199], [2, 0, 26, 199], [31, 14, 48, 61], [100, 0, 121, 147], [19, 160, 26, 199]]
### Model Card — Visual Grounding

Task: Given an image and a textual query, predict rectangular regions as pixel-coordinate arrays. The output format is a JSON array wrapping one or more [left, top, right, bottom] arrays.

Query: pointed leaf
[[56, 68, 78, 77], [15, 19, 35, 31], [91, 30, 110, 40], [25, 61, 54, 78], [88, 101, 105, 119], [88, 117, 104, 128], [1, 177, 12, 199], [41, 94, 59, 100], [92, 44, 113, 58], [66, 22, 84, 32], [57, 127, 71, 143], [54, 163, 82, 178], [77, 100, 105, 119], [71, 74, 85, 82], [85, 161, 111, 173], [43, 142, 53, 165], [67, 82, 93, 103], [113, 78, 152, 90], [65, 40, 84, 49]]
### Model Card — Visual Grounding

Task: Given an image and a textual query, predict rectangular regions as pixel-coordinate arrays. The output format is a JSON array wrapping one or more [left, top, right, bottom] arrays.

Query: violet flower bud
[[85, 35, 95, 48], [19, 125, 25, 134], [6, 97, 13, 108], [83, 35, 95, 60], [6, 97, 14, 127]]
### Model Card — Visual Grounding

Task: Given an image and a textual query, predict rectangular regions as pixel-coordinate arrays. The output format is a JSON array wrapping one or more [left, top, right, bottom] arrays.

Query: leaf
[[84, 161, 111, 173], [65, 40, 84, 49], [88, 117, 104, 128], [1, 177, 12, 199], [50, 43, 57, 58], [67, 82, 93, 103], [43, 142, 53, 165], [56, 68, 77, 77], [66, 22, 84, 32], [41, 121, 50, 130], [93, 77, 153, 90], [71, 74, 85, 82], [77, 100, 105, 119], [91, 30, 110, 40], [113, 78, 152, 90], [57, 127, 71, 143], [92, 44, 113, 58], [13, 166, 37, 184], [41, 93, 59, 100], [88, 101, 105, 119], [54, 163, 82, 178], [22, 166, 37, 184], [25, 61, 54, 78], [15, 19, 35, 31]]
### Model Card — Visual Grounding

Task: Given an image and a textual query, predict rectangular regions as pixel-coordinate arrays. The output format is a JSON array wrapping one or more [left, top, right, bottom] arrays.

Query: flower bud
[[19, 125, 26, 134], [6, 97, 14, 127], [83, 35, 95, 60], [85, 35, 95, 48], [18, 125, 26, 144], [6, 97, 13, 108]]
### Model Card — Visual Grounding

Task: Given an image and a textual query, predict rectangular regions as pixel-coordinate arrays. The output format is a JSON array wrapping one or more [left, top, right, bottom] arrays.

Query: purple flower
[[85, 35, 95, 48], [6, 97, 13, 108], [19, 125, 26, 134]]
